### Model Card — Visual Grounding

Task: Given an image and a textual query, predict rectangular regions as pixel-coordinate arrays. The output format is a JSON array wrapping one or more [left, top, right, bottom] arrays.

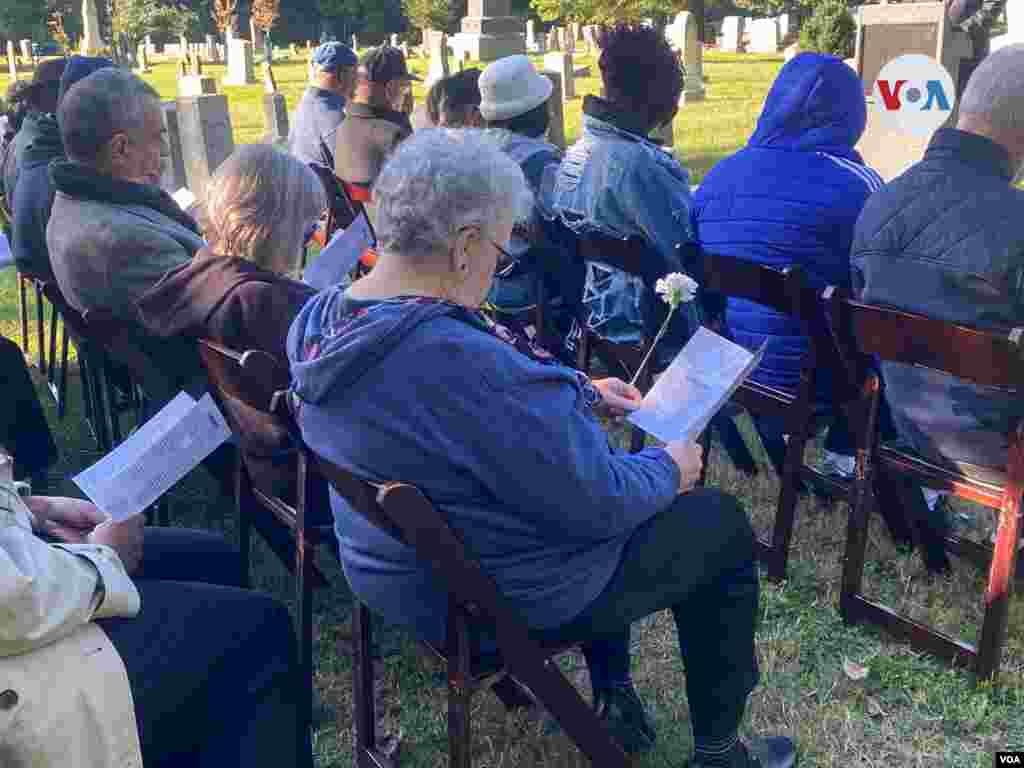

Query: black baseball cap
[[357, 46, 420, 83]]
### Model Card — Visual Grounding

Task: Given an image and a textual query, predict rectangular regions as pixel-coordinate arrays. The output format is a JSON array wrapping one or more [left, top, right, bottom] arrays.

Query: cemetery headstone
[[352, 34, 359, 51], [456, 0, 525, 61], [390, 34, 400, 48], [547, 28, 559, 51], [543, 51, 574, 102], [160, 101, 188, 193], [224, 39, 257, 85], [250, 20, 265, 51], [748, 18, 780, 54], [426, 31, 450, 87], [7, 42, 17, 79], [778, 13, 791, 40], [178, 72, 218, 97], [206, 35, 220, 63], [80, 0, 104, 55], [563, 26, 575, 53], [136, 43, 151, 73], [263, 65, 288, 142], [176, 94, 235, 199], [667, 11, 705, 103], [19, 40, 32, 63], [542, 71, 566, 150], [526, 19, 538, 51], [721, 16, 745, 52]]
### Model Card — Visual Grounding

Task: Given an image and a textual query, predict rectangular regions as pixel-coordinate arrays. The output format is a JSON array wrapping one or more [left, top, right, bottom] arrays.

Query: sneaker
[[691, 736, 797, 768], [819, 451, 855, 479], [592, 683, 657, 754]]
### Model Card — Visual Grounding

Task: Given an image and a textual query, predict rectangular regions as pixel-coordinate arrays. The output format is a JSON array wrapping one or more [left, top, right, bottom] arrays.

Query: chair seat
[[878, 443, 1006, 507]]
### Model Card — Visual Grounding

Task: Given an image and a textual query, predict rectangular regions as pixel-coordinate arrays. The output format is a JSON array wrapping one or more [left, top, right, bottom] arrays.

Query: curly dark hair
[[426, 69, 482, 127], [596, 23, 684, 132]]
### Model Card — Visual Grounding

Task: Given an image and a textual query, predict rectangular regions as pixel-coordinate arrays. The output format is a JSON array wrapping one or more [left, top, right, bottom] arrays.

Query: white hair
[[372, 128, 533, 262], [959, 44, 1024, 136]]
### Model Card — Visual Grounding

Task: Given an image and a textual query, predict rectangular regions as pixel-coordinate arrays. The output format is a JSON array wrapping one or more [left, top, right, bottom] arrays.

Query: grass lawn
[[3, 49, 1024, 768]]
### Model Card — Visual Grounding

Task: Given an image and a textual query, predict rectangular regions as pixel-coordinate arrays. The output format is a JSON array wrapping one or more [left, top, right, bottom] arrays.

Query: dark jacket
[[333, 101, 412, 189], [287, 289, 679, 646], [946, 0, 1007, 59], [289, 86, 346, 169], [851, 128, 1024, 471], [11, 113, 62, 279], [135, 249, 326, 514], [3, 111, 48, 212], [694, 53, 882, 395]]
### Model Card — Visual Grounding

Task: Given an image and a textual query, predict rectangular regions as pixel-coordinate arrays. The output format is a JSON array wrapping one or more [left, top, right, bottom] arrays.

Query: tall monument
[[81, 0, 104, 55], [455, 0, 524, 62]]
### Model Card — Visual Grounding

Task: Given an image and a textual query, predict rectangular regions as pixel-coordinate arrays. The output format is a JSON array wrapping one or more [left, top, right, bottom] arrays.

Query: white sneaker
[[821, 451, 855, 479]]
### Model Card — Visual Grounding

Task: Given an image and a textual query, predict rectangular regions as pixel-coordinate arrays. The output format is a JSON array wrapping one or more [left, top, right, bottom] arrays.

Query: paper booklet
[[74, 392, 232, 522], [172, 187, 197, 211], [0, 232, 12, 270], [627, 327, 766, 444], [303, 211, 374, 291]]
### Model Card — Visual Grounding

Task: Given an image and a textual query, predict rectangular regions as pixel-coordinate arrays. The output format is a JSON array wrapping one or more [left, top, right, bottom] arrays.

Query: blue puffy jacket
[[693, 53, 882, 396]]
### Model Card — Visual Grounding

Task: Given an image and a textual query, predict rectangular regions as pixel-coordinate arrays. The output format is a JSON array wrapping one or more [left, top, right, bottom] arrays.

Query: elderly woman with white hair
[[288, 129, 795, 768]]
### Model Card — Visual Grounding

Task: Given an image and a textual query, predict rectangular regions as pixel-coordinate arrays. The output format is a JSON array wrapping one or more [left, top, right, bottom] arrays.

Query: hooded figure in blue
[[693, 52, 883, 475]]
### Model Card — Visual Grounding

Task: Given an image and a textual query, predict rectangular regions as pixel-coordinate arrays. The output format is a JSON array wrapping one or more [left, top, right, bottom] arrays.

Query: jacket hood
[[135, 248, 284, 336], [58, 56, 114, 105], [287, 289, 458, 405], [21, 112, 63, 167], [748, 53, 866, 157]]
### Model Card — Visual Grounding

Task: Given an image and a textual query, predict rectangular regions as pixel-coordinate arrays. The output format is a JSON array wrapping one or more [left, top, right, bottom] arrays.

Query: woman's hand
[[25, 496, 107, 543], [664, 441, 704, 494], [593, 378, 643, 422], [88, 516, 145, 575]]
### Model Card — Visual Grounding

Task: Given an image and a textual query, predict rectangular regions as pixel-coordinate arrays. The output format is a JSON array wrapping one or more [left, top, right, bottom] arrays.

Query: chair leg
[[840, 451, 875, 624], [77, 349, 100, 448], [234, 461, 251, 589], [34, 282, 45, 372], [18, 276, 29, 358], [352, 602, 378, 765], [57, 321, 69, 420], [491, 675, 535, 711], [296, 525, 314, 738], [46, 304, 59, 397], [447, 601, 472, 768], [765, 427, 812, 582], [974, 490, 1022, 681]]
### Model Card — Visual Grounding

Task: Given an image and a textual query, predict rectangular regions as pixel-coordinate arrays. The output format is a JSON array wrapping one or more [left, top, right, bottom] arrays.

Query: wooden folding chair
[[824, 289, 1024, 680], [301, 428, 632, 768], [197, 339, 335, 745], [16, 272, 46, 372], [696, 253, 853, 581]]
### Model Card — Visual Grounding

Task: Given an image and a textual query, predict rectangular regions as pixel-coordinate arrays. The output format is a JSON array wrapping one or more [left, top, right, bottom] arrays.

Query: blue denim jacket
[[551, 100, 695, 344]]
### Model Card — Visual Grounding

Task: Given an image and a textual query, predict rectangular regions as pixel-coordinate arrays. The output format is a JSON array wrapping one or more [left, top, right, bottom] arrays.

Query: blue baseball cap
[[312, 42, 358, 72]]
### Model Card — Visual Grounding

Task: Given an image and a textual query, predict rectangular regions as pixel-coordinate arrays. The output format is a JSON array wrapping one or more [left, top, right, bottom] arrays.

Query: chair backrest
[[308, 162, 359, 238], [577, 234, 652, 281], [825, 289, 1024, 391], [197, 339, 290, 414]]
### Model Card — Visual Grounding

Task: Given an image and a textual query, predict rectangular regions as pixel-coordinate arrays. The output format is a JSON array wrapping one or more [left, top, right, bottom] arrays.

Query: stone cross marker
[[748, 18, 780, 54], [543, 51, 574, 102], [426, 30, 450, 87], [721, 17, 745, 52], [7, 42, 17, 79], [224, 39, 256, 85], [667, 12, 705, 103], [176, 94, 235, 200], [541, 72, 566, 150], [459, 0, 526, 61], [81, 0, 104, 55]]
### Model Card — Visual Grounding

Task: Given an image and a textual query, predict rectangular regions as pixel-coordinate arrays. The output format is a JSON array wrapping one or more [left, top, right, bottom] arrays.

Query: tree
[[402, 0, 462, 35], [733, 0, 810, 15], [0, 0, 47, 42], [212, 0, 238, 40], [798, 0, 854, 57], [250, 0, 279, 61], [529, 0, 728, 27], [110, 0, 193, 65]]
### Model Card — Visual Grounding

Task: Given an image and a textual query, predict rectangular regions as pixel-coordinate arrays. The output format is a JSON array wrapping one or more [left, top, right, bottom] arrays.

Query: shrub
[[798, 0, 856, 59]]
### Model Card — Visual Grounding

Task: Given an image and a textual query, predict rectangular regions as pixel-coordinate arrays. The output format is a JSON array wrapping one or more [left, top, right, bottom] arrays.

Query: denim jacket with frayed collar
[[551, 97, 694, 344]]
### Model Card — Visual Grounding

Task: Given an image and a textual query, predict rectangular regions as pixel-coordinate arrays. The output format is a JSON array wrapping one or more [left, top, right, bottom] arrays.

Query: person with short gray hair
[[288, 128, 789, 767], [46, 67, 204, 319], [851, 43, 1024, 560]]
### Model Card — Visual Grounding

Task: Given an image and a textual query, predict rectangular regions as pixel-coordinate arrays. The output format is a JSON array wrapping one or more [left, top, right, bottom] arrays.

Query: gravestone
[[542, 71, 566, 150], [390, 34, 400, 47], [526, 19, 538, 50], [81, 0, 104, 55], [352, 34, 359, 51], [19, 40, 32, 62], [206, 35, 220, 63], [165, 43, 181, 59], [426, 31, 450, 87], [778, 13, 791, 40], [666, 11, 705, 103], [7, 42, 17, 79], [748, 18, 779, 53], [456, 0, 525, 61], [176, 94, 235, 199], [991, 1, 1020, 51], [721, 16, 745, 52], [263, 66, 289, 142], [458, 50, 471, 70], [250, 20, 265, 53], [544, 51, 574, 101], [145, 35, 155, 56], [136, 43, 151, 73], [160, 101, 188, 193], [224, 39, 256, 85], [179, 35, 189, 60], [562, 26, 575, 53], [217, 43, 226, 61], [178, 67, 218, 97], [546, 28, 559, 51]]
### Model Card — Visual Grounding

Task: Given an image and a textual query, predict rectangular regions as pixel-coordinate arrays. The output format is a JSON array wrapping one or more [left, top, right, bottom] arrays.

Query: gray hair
[[959, 43, 1024, 136], [205, 144, 327, 273], [372, 128, 533, 262], [58, 67, 160, 164]]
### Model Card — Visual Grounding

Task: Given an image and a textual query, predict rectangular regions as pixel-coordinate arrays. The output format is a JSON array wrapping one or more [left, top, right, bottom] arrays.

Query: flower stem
[[629, 305, 677, 388]]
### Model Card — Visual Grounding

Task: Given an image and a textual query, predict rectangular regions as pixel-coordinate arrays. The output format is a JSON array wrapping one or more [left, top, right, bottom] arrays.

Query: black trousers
[[540, 489, 760, 745], [0, 335, 57, 479], [97, 527, 313, 768]]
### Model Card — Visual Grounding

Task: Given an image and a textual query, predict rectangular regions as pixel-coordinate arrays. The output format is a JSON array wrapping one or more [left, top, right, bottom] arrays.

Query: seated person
[[135, 144, 328, 512], [48, 67, 204, 318], [0, 336, 57, 487], [289, 42, 358, 169], [426, 68, 483, 128], [852, 46, 1024, 545], [0, 457, 310, 767], [1, 81, 32, 229], [13, 56, 113, 281], [288, 129, 795, 768], [478, 55, 584, 360], [694, 53, 883, 479], [333, 46, 416, 204], [550, 23, 697, 359]]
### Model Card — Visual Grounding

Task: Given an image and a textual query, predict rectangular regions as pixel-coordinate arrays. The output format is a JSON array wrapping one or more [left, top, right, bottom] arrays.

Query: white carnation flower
[[654, 272, 698, 309]]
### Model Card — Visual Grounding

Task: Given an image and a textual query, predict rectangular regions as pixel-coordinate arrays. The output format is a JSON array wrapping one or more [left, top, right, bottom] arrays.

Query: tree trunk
[[264, 31, 273, 64]]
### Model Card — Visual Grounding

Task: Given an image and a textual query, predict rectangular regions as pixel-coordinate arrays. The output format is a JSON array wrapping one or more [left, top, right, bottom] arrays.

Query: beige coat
[[0, 481, 143, 767]]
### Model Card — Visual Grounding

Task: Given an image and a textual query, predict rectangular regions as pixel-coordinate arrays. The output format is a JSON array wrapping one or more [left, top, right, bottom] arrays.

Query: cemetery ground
[[1, 51, 1023, 768]]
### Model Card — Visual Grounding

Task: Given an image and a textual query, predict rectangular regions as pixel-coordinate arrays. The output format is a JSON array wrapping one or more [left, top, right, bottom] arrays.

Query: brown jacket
[[333, 101, 413, 190]]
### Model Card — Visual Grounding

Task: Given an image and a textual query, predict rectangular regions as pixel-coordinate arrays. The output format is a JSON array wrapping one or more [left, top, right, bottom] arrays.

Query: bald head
[[957, 44, 1024, 177]]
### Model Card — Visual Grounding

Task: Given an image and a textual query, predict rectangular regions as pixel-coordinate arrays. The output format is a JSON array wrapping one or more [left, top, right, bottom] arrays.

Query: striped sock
[[693, 732, 741, 767]]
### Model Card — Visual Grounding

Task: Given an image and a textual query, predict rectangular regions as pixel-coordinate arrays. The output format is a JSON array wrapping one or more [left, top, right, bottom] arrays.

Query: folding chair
[[825, 289, 1024, 680], [198, 339, 334, 745], [16, 272, 46, 372], [302, 426, 633, 768], [695, 253, 852, 581]]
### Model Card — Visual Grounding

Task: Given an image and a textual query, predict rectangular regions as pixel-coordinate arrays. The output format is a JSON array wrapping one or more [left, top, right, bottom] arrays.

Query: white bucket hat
[[479, 55, 554, 122]]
